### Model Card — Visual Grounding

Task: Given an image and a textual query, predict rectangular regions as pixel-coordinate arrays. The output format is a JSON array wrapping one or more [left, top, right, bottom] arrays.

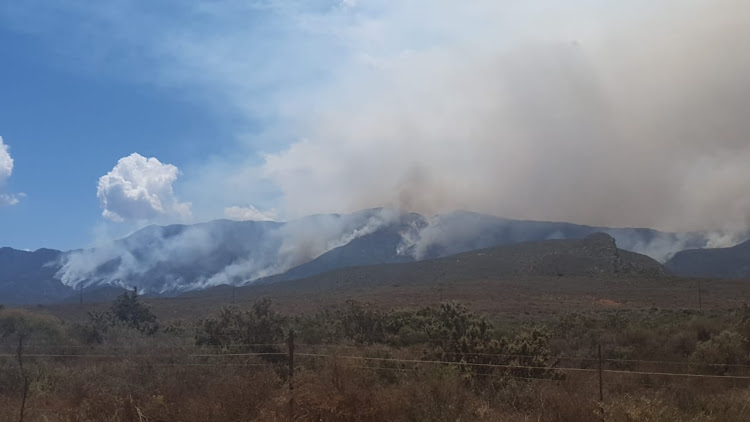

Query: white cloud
[[97, 153, 191, 222], [0, 136, 20, 206], [0, 137, 12, 182], [224, 205, 277, 222]]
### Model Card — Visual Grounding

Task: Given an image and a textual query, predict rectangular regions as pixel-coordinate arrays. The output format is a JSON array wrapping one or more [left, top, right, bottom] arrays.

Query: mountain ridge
[[0, 209, 746, 304], [241, 232, 668, 299], [666, 239, 750, 278]]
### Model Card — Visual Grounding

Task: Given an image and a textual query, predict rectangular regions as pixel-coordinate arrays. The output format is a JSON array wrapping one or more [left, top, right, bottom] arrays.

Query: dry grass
[[32, 275, 750, 324], [2, 345, 750, 422], [7, 275, 750, 421]]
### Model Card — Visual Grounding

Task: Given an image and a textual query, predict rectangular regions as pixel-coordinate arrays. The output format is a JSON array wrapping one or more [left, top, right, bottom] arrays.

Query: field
[[37, 272, 750, 321], [3, 273, 750, 421]]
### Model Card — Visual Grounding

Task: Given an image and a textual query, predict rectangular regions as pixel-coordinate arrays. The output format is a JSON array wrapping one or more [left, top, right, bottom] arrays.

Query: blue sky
[[0, 1, 321, 250], [1, 1, 749, 251], [0, 18, 240, 250]]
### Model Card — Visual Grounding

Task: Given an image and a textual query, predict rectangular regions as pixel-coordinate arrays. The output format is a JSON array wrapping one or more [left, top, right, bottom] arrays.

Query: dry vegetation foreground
[[3, 275, 750, 421]]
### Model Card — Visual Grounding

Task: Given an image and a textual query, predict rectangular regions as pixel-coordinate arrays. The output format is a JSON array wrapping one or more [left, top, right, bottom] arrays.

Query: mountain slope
[[275, 226, 413, 281], [0, 209, 727, 304], [666, 240, 750, 278], [246, 233, 667, 297], [404, 211, 709, 262], [0, 247, 73, 305]]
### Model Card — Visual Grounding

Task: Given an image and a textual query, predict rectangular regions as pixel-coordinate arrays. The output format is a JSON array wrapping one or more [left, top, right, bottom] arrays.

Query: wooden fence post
[[598, 344, 604, 420], [598, 344, 604, 402], [288, 328, 295, 421], [17, 335, 29, 422]]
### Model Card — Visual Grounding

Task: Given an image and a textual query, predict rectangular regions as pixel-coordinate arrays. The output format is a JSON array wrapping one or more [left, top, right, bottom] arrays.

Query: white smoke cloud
[[57, 207, 400, 292], [0, 136, 20, 206], [98, 153, 191, 223], [197, 208, 402, 289], [224, 205, 277, 222], [57, 222, 218, 291]]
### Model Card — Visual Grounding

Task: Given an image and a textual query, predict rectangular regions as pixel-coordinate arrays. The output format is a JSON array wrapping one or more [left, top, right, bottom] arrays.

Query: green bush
[[690, 330, 749, 374], [195, 298, 286, 358], [292, 310, 344, 345], [75, 289, 160, 342], [110, 289, 159, 334], [338, 300, 387, 345]]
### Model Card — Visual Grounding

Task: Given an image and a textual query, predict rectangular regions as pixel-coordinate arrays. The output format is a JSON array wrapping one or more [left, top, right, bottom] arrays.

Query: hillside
[[128, 232, 686, 322], [0, 247, 73, 305], [404, 211, 695, 262], [254, 233, 666, 293], [666, 239, 750, 278], [274, 225, 415, 281], [0, 208, 726, 304]]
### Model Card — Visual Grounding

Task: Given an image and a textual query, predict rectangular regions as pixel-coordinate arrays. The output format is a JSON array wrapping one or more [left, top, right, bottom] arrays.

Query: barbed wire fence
[[4, 333, 750, 405], [5, 328, 750, 422]]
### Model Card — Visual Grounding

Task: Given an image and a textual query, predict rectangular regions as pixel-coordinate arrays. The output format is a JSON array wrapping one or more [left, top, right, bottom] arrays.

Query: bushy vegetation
[[2, 298, 750, 421], [73, 289, 160, 344], [0, 308, 63, 346]]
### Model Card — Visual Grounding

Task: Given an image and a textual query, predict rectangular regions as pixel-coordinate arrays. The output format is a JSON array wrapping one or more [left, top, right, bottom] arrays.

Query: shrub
[[292, 310, 344, 345], [195, 298, 287, 358], [338, 300, 387, 344], [690, 330, 749, 374], [0, 308, 63, 346], [75, 289, 160, 342]]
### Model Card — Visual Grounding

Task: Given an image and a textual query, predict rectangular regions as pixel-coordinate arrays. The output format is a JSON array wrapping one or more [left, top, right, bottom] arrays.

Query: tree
[[109, 288, 159, 334]]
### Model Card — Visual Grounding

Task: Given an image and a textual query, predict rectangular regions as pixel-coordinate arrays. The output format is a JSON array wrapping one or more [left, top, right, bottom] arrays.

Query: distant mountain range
[[0, 247, 70, 304], [665, 240, 750, 278], [0, 209, 747, 305]]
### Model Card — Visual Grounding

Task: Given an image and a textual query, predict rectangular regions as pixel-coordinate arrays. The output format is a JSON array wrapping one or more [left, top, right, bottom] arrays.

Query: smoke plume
[[56, 208, 401, 292], [7, 1, 748, 237], [258, 0, 750, 236]]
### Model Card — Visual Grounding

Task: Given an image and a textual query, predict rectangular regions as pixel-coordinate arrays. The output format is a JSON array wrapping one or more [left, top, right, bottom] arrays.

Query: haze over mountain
[[2, 208, 746, 305]]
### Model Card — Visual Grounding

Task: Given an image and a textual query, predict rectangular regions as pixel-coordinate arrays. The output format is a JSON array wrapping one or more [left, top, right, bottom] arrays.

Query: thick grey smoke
[[261, 0, 750, 236]]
